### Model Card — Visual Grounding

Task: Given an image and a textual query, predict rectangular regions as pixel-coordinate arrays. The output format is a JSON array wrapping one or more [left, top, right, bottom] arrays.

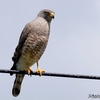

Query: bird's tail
[[12, 74, 25, 97]]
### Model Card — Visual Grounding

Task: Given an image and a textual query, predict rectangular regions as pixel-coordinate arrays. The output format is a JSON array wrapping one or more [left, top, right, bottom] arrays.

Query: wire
[[0, 69, 100, 80]]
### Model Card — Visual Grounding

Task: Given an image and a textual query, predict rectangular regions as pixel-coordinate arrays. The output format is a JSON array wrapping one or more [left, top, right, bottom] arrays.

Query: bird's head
[[37, 9, 55, 23]]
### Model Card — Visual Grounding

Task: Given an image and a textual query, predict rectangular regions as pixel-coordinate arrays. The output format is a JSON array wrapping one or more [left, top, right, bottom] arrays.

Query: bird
[[10, 9, 55, 97]]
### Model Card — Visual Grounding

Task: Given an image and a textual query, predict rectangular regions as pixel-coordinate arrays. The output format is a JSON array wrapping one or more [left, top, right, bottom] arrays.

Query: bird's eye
[[44, 12, 50, 16]]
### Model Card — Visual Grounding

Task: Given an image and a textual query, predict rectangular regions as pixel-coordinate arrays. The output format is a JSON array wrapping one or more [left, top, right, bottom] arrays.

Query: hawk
[[10, 9, 55, 97]]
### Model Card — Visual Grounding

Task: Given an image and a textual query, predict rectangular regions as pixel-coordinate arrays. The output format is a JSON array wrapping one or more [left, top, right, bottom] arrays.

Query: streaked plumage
[[10, 9, 55, 97]]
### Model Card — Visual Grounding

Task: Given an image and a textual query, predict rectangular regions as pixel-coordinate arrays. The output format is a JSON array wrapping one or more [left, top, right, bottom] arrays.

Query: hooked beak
[[50, 13, 55, 19]]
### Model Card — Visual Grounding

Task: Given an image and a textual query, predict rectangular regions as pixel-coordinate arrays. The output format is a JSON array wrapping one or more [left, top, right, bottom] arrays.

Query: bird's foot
[[24, 68, 33, 76], [36, 67, 45, 76]]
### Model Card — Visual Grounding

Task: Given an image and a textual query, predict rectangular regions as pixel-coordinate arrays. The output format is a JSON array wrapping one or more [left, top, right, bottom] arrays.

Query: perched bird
[[10, 9, 55, 97]]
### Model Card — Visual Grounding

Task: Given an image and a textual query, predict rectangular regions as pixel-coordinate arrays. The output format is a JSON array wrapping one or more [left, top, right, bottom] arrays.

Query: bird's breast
[[17, 17, 50, 70], [20, 34, 48, 67]]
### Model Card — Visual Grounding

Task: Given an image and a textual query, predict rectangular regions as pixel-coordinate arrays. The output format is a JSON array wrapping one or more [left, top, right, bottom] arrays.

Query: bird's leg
[[36, 62, 45, 76]]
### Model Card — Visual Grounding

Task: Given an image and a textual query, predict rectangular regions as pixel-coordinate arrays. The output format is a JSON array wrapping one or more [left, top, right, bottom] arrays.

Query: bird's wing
[[10, 24, 30, 71]]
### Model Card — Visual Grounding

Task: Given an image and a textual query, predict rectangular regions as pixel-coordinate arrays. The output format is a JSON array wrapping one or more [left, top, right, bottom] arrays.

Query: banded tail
[[12, 74, 25, 97]]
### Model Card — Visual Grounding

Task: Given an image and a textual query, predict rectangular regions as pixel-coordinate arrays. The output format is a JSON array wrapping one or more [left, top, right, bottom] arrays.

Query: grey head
[[37, 9, 55, 23]]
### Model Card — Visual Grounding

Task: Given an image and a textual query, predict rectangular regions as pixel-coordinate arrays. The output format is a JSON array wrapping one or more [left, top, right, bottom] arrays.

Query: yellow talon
[[28, 69, 31, 75], [24, 67, 33, 75], [36, 67, 45, 76]]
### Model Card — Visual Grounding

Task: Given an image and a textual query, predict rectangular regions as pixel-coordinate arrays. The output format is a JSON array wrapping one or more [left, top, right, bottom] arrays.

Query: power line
[[0, 69, 100, 80]]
